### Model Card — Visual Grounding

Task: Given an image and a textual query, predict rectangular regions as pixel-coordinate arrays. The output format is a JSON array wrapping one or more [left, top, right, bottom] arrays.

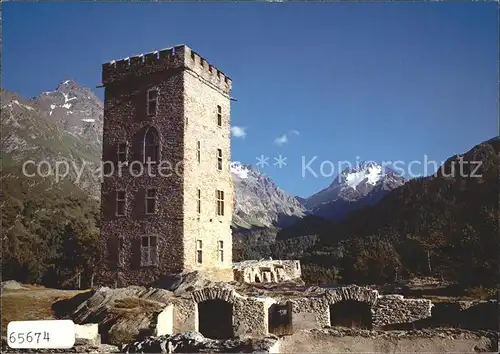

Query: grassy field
[[1, 286, 88, 338]]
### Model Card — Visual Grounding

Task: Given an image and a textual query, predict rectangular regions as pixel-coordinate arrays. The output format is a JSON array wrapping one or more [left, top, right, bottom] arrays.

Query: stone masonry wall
[[372, 295, 433, 328], [171, 297, 197, 333], [234, 296, 274, 337], [177, 286, 274, 338], [98, 58, 186, 287], [233, 260, 301, 283], [290, 296, 330, 330], [182, 46, 233, 274], [373, 295, 433, 327], [288, 286, 433, 331]]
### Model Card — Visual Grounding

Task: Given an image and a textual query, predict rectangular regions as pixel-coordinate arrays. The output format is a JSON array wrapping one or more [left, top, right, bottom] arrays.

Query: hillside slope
[[306, 138, 499, 286]]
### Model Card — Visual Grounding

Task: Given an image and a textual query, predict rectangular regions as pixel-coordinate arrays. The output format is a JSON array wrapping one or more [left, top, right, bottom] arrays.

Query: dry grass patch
[[110, 297, 165, 315], [1, 289, 87, 338]]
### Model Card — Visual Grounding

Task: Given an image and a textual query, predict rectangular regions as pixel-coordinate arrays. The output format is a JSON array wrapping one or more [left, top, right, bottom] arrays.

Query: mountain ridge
[[300, 161, 406, 221], [1, 82, 307, 230]]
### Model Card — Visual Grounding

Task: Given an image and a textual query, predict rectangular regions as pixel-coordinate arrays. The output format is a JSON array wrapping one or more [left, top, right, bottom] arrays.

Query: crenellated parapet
[[184, 46, 232, 94], [102, 44, 232, 94]]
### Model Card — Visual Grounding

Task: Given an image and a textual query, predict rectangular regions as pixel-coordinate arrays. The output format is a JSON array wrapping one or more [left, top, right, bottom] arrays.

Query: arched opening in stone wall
[[329, 300, 372, 329], [198, 299, 233, 339], [255, 274, 261, 283]]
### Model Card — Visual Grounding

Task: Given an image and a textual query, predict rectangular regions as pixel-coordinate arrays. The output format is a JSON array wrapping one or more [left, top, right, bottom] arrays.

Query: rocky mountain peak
[[35, 80, 103, 146], [302, 161, 406, 221], [333, 161, 404, 192], [232, 162, 306, 229]]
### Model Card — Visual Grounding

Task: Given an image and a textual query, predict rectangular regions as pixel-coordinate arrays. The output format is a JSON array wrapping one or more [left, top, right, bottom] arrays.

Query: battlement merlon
[[101, 45, 232, 94]]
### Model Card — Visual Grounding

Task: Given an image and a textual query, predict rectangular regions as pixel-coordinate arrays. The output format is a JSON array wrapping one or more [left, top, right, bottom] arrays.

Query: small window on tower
[[145, 188, 156, 215], [141, 235, 158, 266], [217, 105, 222, 127], [147, 88, 158, 116], [144, 127, 160, 163], [217, 149, 223, 171], [197, 141, 201, 163], [197, 189, 201, 214], [116, 190, 126, 216], [117, 143, 128, 163], [196, 240, 203, 264], [218, 240, 224, 262], [216, 190, 224, 216]]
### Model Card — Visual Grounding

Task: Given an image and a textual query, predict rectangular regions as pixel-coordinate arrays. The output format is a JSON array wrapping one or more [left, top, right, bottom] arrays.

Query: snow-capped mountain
[[1, 81, 103, 196], [301, 161, 406, 221], [231, 162, 306, 229], [36, 79, 103, 146]]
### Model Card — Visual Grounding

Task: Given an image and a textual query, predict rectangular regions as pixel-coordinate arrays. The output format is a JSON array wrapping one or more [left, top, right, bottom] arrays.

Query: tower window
[[196, 240, 203, 264], [147, 88, 158, 116], [144, 127, 160, 163], [218, 240, 224, 262], [217, 149, 223, 171], [145, 188, 156, 215], [116, 190, 126, 216], [197, 189, 201, 214], [216, 190, 224, 216], [217, 105, 222, 127], [141, 235, 158, 266], [117, 142, 128, 163], [197, 141, 201, 163]]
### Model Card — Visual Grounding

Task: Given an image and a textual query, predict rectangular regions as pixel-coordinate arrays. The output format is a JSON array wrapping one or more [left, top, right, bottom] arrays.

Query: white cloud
[[274, 134, 288, 146], [274, 129, 299, 145], [231, 126, 247, 138]]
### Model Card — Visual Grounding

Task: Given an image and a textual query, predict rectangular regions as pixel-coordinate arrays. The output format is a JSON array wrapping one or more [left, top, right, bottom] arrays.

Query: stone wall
[[233, 260, 301, 283], [98, 60, 186, 286], [171, 297, 197, 333], [281, 286, 435, 332], [290, 296, 329, 330], [189, 286, 273, 338], [234, 296, 275, 337], [182, 54, 233, 274], [372, 294, 433, 328]]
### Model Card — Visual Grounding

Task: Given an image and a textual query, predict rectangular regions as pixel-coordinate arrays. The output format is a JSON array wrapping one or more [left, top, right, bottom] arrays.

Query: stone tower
[[97, 45, 234, 286]]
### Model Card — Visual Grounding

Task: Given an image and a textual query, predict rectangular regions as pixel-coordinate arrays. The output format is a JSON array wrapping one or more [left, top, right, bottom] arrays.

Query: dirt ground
[[1, 285, 88, 338]]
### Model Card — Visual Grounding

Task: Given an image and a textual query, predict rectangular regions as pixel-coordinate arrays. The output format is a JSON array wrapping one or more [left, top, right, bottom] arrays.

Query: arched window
[[144, 127, 160, 163]]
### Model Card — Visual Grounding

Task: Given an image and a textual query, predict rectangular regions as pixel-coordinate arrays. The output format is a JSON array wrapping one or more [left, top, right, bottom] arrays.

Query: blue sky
[[3, 2, 498, 198]]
